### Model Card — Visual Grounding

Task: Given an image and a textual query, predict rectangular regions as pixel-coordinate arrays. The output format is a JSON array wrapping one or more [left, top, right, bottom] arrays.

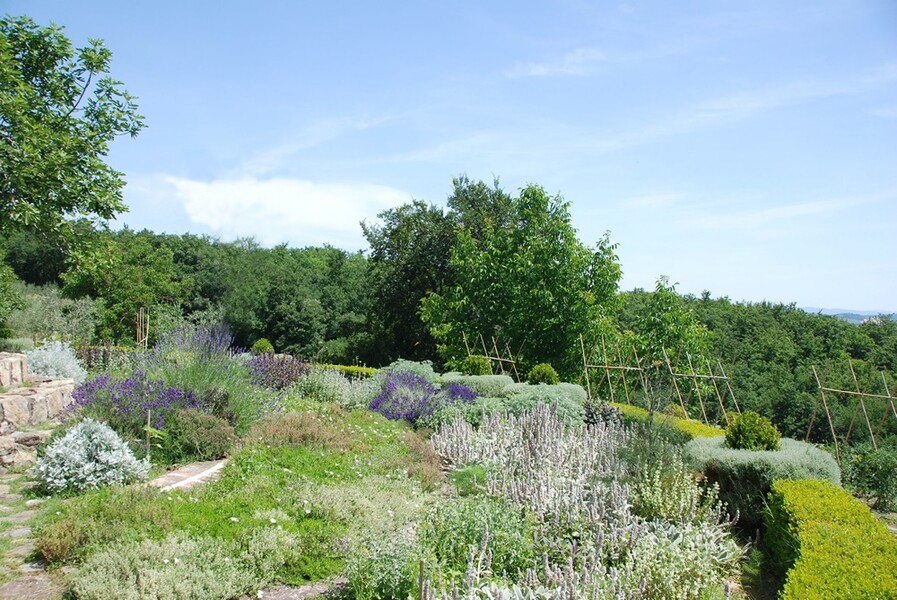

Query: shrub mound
[[842, 442, 897, 510], [439, 373, 515, 398], [526, 362, 559, 385], [35, 418, 150, 493], [613, 402, 724, 441], [725, 410, 780, 451], [250, 338, 274, 354], [25, 339, 87, 383], [685, 436, 840, 531], [159, 409, 236, 463], [461, 355, 492, 376], [247, 353, 309, 390], [765, 478, 897, 599]]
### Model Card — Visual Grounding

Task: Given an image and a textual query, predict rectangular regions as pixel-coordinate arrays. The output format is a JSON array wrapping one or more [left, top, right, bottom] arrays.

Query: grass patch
[[34, 405, 440, 589]]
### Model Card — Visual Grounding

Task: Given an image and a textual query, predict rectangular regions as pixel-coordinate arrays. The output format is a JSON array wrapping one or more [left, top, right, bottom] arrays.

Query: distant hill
[[801, 307, 896, 325]]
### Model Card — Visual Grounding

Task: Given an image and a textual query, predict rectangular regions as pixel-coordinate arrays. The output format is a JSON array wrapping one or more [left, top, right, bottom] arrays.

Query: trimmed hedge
[[315, 363, 378, 379], [765, 478, 897, 599], [612, 403, 725, 440], [685, 436, 840, 531]]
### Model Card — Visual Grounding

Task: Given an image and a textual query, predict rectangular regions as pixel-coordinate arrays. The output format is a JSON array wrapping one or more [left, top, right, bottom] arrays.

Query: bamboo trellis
[[807, 359, 897, 463], [580, 334, 740, 426], [463, 333, 522, 382], [136, 307, 149, 349]]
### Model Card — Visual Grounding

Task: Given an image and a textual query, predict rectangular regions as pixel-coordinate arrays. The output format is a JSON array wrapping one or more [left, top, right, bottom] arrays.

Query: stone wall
[[1, 377, 75, 435], [0, 353, 76, 472], [0, 353, 27, 388]]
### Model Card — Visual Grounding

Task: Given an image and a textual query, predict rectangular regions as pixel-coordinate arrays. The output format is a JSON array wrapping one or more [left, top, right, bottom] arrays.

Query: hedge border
[[765, 478, 897, 599]]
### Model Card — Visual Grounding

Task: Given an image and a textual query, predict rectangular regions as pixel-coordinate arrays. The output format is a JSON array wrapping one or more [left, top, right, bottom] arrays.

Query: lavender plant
[[247, 352, 310, 389], [370, 372, 478, 427], [72, 371, 201, 447], [35, 418, 150, 493]]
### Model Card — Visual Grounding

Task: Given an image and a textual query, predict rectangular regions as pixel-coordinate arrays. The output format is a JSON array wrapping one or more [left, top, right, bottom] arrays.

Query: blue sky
[[8, 1, 897, 311]]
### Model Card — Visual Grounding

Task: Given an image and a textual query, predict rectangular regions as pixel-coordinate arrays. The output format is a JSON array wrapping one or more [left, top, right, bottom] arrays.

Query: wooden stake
[[717, 360, 741, 414], [686, 353, 711, 426], [849, 359, 878, 449], [812, 364, 840, 463], [707, 359, 730, 426]]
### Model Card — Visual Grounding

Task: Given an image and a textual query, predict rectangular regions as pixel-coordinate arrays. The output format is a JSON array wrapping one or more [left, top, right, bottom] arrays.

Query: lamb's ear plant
[[35, 418, 150, 494]]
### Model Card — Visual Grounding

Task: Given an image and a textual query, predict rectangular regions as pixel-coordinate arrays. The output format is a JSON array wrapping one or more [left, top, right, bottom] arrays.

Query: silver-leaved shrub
[[35, 418, 150, 493], [25, 339, 87, 383]]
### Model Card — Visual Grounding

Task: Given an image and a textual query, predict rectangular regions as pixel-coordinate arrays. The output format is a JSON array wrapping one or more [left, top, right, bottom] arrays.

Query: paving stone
[[0, 511, 34, 525], [6, 527, 30, 539], [0, 574, 64, 600], [6, 544, 36, 560]]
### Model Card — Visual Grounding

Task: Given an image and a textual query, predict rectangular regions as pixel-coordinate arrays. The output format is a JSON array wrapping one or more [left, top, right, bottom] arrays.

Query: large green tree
[[0, 15, 144, 248], [422, 184, 621, 377]]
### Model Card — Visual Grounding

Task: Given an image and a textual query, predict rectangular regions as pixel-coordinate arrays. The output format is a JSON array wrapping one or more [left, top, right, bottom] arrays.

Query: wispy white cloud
[[677, 190, 895, 232], [584, 66, 897, 151], [623, 192, 684, 208], [162, 176, 409, 248], [506, 47, 607, 78], [235, 115, 394, 177]]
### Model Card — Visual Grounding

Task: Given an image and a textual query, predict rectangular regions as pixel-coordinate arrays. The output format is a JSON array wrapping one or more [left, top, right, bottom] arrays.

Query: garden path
[[148, 458, 229, 491], [0, 473, 64, 600]]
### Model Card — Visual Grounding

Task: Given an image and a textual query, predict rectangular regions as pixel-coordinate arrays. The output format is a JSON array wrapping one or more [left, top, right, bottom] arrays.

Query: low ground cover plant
[[35, 404, 441, 595], [765, 478, 897, 599]]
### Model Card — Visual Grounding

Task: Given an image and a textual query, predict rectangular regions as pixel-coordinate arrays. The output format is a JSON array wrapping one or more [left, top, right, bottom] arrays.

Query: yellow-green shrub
[[315, 363, 378, 378], [611, 402, 724, 439], [765, 478, 897, 599]]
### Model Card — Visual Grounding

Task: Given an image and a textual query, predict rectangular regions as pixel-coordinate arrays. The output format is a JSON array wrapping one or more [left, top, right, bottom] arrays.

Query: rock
[[0, 396, 30, 429], [12, 431, 49, 448]]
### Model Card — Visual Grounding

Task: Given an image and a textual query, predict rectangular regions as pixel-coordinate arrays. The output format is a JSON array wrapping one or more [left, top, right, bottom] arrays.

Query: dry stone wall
[[0, 353, 75, 472]]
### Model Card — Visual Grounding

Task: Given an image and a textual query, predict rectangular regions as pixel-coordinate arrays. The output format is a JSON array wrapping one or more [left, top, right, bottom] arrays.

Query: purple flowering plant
[[248, 353, 310, 390], [72, 371, 201, 447], [369, 372, 477, 427]]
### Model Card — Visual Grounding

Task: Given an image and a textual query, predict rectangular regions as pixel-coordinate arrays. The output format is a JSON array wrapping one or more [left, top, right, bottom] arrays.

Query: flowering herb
[[72, 371, 200, 442], [369, 372, 476, 427], [247, 353, 310, 390]]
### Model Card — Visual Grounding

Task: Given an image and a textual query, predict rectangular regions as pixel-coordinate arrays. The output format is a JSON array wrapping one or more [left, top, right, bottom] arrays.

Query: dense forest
[[2, 177, 895, 444]]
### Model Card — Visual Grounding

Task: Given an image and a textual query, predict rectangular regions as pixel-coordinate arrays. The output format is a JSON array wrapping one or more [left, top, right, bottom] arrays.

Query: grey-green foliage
[[381, 359, 440, 383], [439, 373, 515, 397], [25, 339, 87, 383], [501, 382, 587, 423], [346, 530, 427, 600], [35, 418, 150, 493], [418, 496, 534, 580], [69, 529, 301, 600], [6, 283, 99, 344], [292, 367, 383, 410], [684, 436, 841, 529]]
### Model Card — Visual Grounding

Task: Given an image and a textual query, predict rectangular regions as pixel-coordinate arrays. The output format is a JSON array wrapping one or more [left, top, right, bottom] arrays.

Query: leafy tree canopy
[[0, 15, 144, 250], [422, 183, 621, 377]]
